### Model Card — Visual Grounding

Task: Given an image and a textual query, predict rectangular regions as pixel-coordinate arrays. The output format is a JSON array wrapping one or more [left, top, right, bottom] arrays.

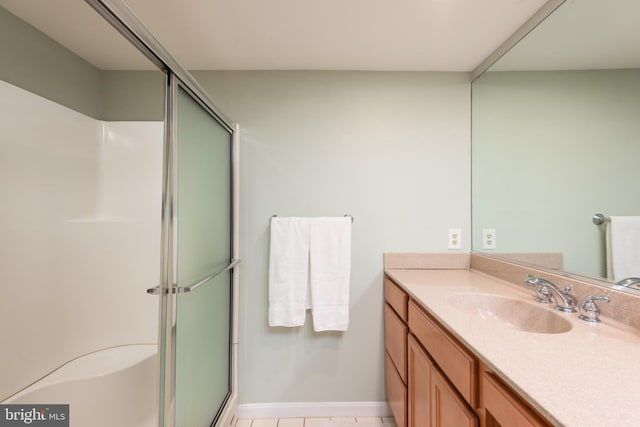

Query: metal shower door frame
[[167, 75, 238, 427], [84, 1, 240, 426]]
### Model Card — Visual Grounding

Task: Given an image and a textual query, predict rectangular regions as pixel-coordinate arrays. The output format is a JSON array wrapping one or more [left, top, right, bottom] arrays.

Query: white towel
[[268, 217, 310, 327], [309, 217, 352, 332], [606, 216, 640, 281]]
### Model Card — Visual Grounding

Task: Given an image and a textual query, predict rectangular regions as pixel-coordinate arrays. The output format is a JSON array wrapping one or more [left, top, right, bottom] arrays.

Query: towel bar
[[272, 214, 354, 223], [593, 213, 609, 225]]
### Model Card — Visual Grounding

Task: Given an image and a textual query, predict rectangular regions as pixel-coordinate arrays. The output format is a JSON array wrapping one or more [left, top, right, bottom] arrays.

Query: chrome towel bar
[[271, 214, 354, 223], [592, 213, 609, 225]]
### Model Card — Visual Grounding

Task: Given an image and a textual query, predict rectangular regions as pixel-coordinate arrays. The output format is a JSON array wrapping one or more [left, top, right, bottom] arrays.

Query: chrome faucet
[[578, 294, 611, 323], [615, 277, 640, 289], [524, 275, 577, 313]]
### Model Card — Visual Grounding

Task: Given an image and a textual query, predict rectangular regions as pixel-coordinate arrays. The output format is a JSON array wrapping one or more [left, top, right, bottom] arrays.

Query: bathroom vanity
[[383, 254, 640, 427]]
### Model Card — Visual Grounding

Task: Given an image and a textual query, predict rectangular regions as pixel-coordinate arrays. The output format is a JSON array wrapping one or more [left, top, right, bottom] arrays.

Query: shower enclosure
[[0, 1, 239, 426]]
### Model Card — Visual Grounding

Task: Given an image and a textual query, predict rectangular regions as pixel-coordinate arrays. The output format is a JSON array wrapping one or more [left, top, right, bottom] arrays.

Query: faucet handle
[[525, 274, 538, 286], [578, 294, 611, 323], [535, 285, 553, 304], [555, 285, 577, 313]]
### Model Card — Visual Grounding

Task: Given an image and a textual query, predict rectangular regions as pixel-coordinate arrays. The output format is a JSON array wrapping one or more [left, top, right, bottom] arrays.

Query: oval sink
[[448, 294, 572, 334]]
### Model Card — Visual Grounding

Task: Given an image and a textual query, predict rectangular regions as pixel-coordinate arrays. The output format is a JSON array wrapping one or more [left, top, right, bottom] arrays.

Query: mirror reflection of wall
[[471, 0, 640, 284]]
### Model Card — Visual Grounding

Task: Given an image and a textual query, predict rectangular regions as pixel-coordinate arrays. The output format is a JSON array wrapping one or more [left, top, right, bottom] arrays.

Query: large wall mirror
[[472, 0, 640, 294]]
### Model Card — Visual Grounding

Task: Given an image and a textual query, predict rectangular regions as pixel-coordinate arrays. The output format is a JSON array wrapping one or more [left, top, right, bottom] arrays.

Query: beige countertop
[[385, 268, 640, 427]]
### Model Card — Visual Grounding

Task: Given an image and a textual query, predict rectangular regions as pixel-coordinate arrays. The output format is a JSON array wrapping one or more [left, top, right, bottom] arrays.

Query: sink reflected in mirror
[[448, 294, 572, 334]]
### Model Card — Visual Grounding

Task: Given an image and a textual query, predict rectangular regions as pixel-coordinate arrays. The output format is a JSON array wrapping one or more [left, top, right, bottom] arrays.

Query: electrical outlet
[[448, 228, 462, 250], [483, 228, 496, 249]]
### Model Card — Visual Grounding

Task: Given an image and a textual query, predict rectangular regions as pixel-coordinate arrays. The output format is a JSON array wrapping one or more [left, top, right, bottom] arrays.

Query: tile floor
[[236, 416, 397, 427]]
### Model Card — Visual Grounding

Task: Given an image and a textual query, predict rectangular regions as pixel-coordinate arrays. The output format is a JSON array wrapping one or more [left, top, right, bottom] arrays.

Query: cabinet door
[[409, 301, 477, 405], [408, 335, 432, 427], [431, 367, 478, 427], [482, 372, 548, 427], [386, 352, 407, 427]]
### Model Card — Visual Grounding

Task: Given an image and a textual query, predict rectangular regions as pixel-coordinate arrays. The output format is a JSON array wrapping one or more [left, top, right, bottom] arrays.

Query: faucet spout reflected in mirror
[[525, 275, 578, 313], [615, 277, 640, 289]]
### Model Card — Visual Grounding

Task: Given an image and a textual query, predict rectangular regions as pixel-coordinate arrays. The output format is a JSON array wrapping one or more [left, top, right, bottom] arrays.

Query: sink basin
[[448, 294, 572, 334]]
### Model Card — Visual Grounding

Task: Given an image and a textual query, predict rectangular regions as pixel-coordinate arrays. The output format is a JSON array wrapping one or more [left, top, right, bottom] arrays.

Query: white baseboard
[[237, 401, 391, 420]]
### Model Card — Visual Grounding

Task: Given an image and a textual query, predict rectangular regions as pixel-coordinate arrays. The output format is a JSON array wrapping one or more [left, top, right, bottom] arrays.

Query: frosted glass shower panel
[[174, 86, 232, 426], [176, 88, 231, 284], [175, 271, 231, 426]]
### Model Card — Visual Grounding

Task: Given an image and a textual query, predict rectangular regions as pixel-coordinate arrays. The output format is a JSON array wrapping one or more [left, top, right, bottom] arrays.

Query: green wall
[[0, 6, 102, 118], [102, 71, 165, 121], [193, 70, 471, 405], [0, 6, 164, 121]]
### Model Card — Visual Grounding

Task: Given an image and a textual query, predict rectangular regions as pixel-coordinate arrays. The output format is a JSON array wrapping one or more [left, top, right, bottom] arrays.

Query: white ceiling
[[0, 0, 549, 71]]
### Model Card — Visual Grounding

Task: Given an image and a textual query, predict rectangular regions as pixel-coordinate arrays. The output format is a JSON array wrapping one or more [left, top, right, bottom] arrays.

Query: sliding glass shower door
[[43, 0, 238, 427], [165, 81, 235, 427]]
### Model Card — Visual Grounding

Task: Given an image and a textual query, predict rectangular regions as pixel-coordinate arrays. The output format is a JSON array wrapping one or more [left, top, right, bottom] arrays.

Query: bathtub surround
[[4, 345, 157, 427], [193, 71, 471, 415], [0, 81, 162, 401], [2, 5, 242, 424]]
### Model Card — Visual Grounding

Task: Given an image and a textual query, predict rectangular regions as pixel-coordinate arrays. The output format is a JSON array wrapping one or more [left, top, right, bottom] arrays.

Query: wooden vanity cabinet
[[384, 277, 408, 427], [408, 335, 478, 427], [408, 300, 477, 405], [407, 300, 478, 427], [407, 334, 430, 427], [481, 368, 550, 427], [384, 274, 552, 427]]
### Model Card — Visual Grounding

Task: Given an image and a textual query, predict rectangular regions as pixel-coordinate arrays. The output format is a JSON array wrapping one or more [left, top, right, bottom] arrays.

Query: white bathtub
[[3, 344, 158, 427]]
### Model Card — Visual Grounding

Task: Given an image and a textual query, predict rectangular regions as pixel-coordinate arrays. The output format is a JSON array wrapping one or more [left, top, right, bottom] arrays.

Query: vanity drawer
[[385, 276, 408, 321], [483, 372, 548, 427], [385, 303, 408, 382], [408, 300, 477, 406], [385, 352, 407, 427]]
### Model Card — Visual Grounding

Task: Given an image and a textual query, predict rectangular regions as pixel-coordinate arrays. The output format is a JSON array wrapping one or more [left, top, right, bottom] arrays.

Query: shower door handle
[[146, 258, 240, 295], [146, 286, 168, 295], [174, 258, 241, 294]]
